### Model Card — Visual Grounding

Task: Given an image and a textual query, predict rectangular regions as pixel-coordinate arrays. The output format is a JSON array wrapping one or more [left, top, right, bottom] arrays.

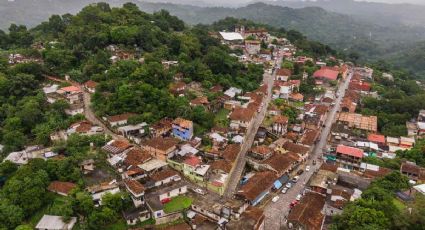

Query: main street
[[223, 53, 283, 199], [263, 70, 353, 230]]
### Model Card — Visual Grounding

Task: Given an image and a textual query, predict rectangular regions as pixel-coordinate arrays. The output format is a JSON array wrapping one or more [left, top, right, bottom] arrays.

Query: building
[[67, 120, 103, 136], [313, 67, 339, 82], [276, 68, 292, 81], [236, 171, 277, 206], [87, 181, 120, 206], [84, 80, 98, 93], [337, 112, 378, 133], [142, 137, 179, 161], [47, 181, 77, 196], [36, 215, 77, 230], [400, 161, 425, 182], [286, 193, 325, 230], [219, 31, 244, 43], [124, 179, 145, 207], [329, 145, 364, 170], [227, 206, 265, 230], [230, 106, 256, 131], [150, 118, 173, 138], [172, 118, 194, 141], [105, 113, 136, 127], [245, 40, 261, 55]]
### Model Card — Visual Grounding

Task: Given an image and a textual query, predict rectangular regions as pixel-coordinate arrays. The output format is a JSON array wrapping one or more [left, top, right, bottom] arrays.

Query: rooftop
[[336, 145, 364, 158], [237, 171, 276, 201], [287, 192, 325, 230]]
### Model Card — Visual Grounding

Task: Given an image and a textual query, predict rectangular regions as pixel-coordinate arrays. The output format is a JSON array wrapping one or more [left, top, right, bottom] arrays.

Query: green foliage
[[163, 196, 193, 213]]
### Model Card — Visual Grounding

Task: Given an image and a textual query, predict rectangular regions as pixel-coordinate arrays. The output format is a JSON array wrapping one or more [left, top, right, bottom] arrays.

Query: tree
[[0, 200, 24, 229], [72, 191, 95, 217]]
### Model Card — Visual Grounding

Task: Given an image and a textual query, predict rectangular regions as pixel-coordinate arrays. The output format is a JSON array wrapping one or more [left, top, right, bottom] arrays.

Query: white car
[[192, 188, 207, 195], [281, 187, 288, 194], [296, 194, 302, 201], [306, 166, 311, 172], [286, 182, 292, 188], [272, 196, 280, 203]]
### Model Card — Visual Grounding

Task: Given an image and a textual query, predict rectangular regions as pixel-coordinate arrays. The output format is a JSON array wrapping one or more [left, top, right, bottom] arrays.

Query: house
[[309, 170, 337, 194], [48, 181, 77, 196], [349, 81, 371, 92], [117, 123, 148, 144], [224, 87, 242, 98], [102, 140, 132, 155], [276, 68, 292, 81], [150, 169, 181, 187], [299, 129, 319, 147], [340, 97, 357, 113], [65, 103, 84, 116], [79, 159, 95, 174], [87, 181, 120, 206], [142, 137, 179, 161], [219, 31, 244, 43], [124, 179, 145, 207], [105, 113, 136, 127], [245, 40, 261, 55], [227, 206, 265, 230], [272, 115, 289, 136], [84, 80, 98, 93], [122, 206, 151, 226], [57, 86, 84, 104], [250, 145, 273, 160], [67, 120, 103, 136], [222, 144, 242, 163], [169, 82, 187, 96], [313, 67, 339, 82], [406, 121, 418, 137], [337, 112, 378, 133], [367, 133, 386, 147], [190, 97, 209, 108], [123, 148, 152, 173], [36, 215, 77, 230], [289, 92, 304, 102], [248, 152, 300, 178], [150, 118, 173, 138], [3, 150, 33, 165], [286, 192, 325, 230], [280, 141, 310, 160], [330, 145, 364, 170], [172, 118, 194, 141], [229, 107, 256, 130], [400, 161, 425, 182], [236, 171, 277, 206]]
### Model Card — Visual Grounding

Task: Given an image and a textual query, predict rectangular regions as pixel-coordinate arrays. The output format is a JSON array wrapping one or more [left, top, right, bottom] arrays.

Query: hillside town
[[1, 3, 425, 230]]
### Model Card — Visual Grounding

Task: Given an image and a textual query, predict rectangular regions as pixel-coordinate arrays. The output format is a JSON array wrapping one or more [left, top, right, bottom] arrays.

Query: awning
[[274, 180, 283, 189]]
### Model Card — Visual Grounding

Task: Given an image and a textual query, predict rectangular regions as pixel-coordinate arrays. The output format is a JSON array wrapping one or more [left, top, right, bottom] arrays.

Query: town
[[1, 3, 425, 230]]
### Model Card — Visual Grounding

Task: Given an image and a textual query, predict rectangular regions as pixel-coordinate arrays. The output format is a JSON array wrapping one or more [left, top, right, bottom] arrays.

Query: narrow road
[[263, 71, 353, 230], [46, 75, 125, 141], [223, 54, 282, 199], [82, 91, 126, 141]]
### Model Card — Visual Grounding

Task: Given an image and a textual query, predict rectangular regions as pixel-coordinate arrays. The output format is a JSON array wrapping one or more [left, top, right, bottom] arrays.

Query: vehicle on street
[[313, 160, 316, 165], [306, 166, 311, 172], [272, 196, 280, 202], [191, 188, 207, 195], [281, 187, 288, 194], [297, 169, 304, 175], [292, 176, 300, 182], [286, 182, 292, 188], [289, 200, 298, 208], [296, 194, 302, 201]]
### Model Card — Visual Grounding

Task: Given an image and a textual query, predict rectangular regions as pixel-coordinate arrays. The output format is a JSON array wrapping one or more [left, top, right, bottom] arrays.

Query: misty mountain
[[263, 0, 425, 28]]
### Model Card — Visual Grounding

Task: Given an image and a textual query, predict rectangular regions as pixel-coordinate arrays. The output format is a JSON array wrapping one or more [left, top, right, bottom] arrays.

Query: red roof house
[[367, 134, 386, 145], [313, 68, 339, 81], [336, 145, 364, 158]]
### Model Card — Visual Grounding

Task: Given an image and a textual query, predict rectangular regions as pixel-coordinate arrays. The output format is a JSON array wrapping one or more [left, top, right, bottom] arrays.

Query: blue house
[[172, 118, 193, 141]]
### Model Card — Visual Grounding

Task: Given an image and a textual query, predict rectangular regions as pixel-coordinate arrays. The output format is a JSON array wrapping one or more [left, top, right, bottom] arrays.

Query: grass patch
[[393, 198, 406, 211], [105, 218, 128, 230], [163, 196, 193, 214], [262, 115, 274, 127], [214, 109, 230, 128]]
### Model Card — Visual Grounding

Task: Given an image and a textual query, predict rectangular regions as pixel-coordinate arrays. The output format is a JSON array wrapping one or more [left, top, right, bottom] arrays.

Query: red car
[[289, 200, 299, 208], [161, 198, 171, 204]]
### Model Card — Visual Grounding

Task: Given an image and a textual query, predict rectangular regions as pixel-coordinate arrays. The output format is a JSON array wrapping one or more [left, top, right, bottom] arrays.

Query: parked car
[[281, 187, 288, 194], [296, 194, 302, 201], [297, 169, 304, 175], [292, 176, 300, 183], [191, 188, 207, 195], [286, 182, 292, 188], [313, 160, 316, 165], [289, 200, 298, 208], [306, 166, 311, 172], [272, 196, 280, 203]]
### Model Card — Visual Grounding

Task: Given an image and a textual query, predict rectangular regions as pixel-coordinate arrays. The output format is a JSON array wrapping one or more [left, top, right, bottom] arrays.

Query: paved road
[[82, 91, 126, 141], [46, 75, 125, 141], [223, 54, 282, 199], [263, 71, 353, 230]]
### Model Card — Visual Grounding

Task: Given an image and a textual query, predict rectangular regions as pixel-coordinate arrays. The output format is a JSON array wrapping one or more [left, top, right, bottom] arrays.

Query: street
[[263, 71, 353, 230], [223, 54, 283, 199]]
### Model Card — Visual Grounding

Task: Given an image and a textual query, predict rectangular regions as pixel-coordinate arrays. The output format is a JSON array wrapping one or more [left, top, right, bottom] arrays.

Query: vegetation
[[163, 196, 193, 214], [331, 172, 412, 230]]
